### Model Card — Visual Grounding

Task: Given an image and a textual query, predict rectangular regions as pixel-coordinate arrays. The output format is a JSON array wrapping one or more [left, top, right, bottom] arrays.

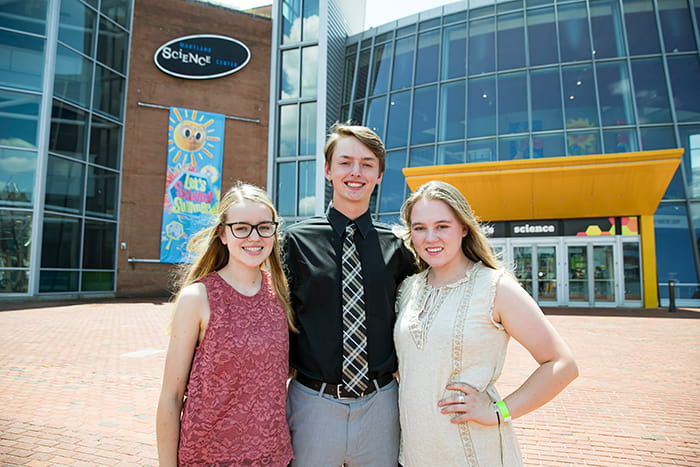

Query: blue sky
[[201, 0, 457, 28]]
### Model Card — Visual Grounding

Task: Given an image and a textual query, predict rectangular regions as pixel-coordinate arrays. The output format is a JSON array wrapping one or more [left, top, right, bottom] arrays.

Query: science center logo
[[154, 34, 251, 79]]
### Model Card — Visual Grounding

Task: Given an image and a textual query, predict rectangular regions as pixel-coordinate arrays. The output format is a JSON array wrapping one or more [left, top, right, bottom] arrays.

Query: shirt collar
[[327, 206, 372, 239]]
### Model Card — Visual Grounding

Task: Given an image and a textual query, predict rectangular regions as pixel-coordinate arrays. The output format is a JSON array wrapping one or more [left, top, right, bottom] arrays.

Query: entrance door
[[513, 243, 559, 304], [565, 241, 618, 306]]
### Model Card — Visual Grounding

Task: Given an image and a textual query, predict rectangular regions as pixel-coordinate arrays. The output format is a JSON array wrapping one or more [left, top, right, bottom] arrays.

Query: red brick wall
[[117, 0, 271, 297]]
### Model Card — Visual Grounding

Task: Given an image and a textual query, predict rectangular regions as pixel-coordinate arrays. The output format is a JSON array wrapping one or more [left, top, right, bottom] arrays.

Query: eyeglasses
[[223, 221, 278, 239]]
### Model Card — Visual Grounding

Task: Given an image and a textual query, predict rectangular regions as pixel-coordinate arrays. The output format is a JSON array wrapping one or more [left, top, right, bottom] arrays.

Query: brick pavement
[[0, 300, 698, 466]]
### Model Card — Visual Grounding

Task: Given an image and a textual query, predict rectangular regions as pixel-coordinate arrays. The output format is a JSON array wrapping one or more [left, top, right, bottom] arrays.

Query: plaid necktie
[[341, 223, 369, 396]]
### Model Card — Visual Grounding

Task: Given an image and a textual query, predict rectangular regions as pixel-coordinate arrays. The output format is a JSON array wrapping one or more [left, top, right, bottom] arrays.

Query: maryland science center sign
[[154, 34, 251, 79]]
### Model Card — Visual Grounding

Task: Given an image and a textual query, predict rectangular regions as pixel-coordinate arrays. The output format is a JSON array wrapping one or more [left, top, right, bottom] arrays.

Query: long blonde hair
[[400, 180, 499, 272], [174, 181, 297, 332]]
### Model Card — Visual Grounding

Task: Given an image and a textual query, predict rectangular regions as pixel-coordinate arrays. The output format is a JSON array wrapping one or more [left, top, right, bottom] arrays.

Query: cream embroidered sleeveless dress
[[394, 263, 523, 466]]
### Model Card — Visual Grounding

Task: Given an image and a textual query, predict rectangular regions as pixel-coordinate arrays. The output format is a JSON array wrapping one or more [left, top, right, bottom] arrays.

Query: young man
[[282, 124, 416, 466]]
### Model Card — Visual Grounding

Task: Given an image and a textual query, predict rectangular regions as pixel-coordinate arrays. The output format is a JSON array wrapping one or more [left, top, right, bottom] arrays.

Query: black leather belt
[[296, 373, 394, 399]]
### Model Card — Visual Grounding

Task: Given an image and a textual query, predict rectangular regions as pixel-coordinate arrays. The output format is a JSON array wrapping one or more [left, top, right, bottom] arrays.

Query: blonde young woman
[[394, 180, 578, 466], [156, 182, 296, 466]]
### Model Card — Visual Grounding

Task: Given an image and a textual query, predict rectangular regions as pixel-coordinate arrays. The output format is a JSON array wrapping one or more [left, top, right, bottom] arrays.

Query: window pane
[[640, 126, 676, 150], [386, 91, 410, 149], [59, 0, 96, 56], [0, 210, 31, 267], [563, 65, 598, 129], [416, 30, 439, 85], [438, 142, 466, 164], [342, 53, 356, 104], [97, 16, 127, 73], [623, 242, 641, 300], [280, 48, 300, 99], [89, 115, 121, 169], [603, 128, 639, 153], [81, 271, 114, 291], [54, 44, 93, 107], [469, 17, 495, 75], [654, 203, 697, 298], [498, 72, 528, 134], [631, 58, 672, 124], [667, 55, 700, 123], [302, 0, 319, 41], [354, 49, 370, 100], [439, 80, 465, 141], [558, 2, 591, 62], [531, 68, 563, 131], [533, 133, 566, 158], [366, 96, 387, 139], [276, 162, 295, 216], [351, 100, 364, 126], [41, 215, 81, 268], [596, 61, 635, 126], [590, 0, 625, 59], [497, 11, 525, 71], [411, 86, 437, 145], [567, 130, 601, 155], [45, 155, 85, 214], [659, 0, 696, 53], [301, 46, 317, 97], [101, 0, 130, 29], [0, 148, 36, 208], [409, 146, 435, 167], [39, 270, 79, 292], [298, 160, 315, 216], [500, 135, 530, 160], [392, 37, 414, 90], [279, 105, 297, 156], [0, 0, 47, 35], [0, 29, 45, 91], [282, 0, 301, 43], [442, 24, 466, 80], [93, 65, 124, 120], [299, 102, 316, 156], [369, 42, 393, 96], [0, 90, 40, 149], [679, 126, 700, 199], [623, 0, 661, 55], [466, 139, 495, 163], [85, 166, 117, 219], [527, 6, 558, 66], [0, 269, 29, 293], [379, 150, 407, 213], [49, 100, 88, 160], [467, 76, 496, 138], [82, 220, 115, 268]]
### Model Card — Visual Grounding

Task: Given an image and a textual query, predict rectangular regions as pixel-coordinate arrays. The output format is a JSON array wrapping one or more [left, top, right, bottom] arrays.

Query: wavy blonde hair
[[399, 180, 499, 272], [174, 181, 297, 332]]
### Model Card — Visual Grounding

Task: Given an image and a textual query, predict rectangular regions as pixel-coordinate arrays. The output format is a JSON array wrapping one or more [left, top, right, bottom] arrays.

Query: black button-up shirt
[[282, 207, 416, 383]]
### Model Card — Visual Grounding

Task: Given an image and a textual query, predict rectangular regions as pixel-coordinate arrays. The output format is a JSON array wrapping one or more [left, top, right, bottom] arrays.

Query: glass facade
[[271, 0, 700, 304], [0, 0, 131, 295]]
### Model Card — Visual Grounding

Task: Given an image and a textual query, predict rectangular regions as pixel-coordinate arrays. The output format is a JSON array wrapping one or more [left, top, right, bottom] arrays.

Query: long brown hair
[[400, 180, 499, 272], [174, 181, 298, 332]]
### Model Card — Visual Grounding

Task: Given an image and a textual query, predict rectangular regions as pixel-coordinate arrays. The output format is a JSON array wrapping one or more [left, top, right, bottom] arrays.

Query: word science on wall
[[154, 34, 251, 79]]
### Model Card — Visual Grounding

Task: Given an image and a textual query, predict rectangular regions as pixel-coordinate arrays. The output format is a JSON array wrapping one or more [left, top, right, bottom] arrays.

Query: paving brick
[[1, 301, 699, 465]]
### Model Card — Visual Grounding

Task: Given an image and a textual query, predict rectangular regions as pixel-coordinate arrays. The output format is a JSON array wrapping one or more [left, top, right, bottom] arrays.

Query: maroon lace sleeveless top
[[178, 271, 293, 466]]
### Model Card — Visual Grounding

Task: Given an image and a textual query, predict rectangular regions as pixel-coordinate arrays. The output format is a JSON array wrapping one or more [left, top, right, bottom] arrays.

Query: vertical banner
[[160, 107, 225, 263]]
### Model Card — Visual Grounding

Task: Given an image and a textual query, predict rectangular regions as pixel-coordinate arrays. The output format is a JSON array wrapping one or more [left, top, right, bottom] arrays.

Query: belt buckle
[[335, 384, 354, 399]]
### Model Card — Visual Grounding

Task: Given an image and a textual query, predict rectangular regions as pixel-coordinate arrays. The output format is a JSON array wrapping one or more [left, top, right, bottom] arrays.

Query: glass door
[[593, 245, 615, 303], [537, 245, 558, 302], [513, 246, 533, 296], [567, 245, 589, 303]]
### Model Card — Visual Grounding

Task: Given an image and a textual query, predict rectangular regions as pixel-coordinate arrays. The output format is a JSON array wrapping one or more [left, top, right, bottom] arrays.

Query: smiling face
[[324, 136, 383, 216], [218, 200, 275, 271], [409, 198, 468, 273]]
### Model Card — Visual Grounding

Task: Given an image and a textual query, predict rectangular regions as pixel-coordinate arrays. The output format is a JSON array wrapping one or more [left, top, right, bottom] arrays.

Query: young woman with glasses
[[156, 182, 297, 466]]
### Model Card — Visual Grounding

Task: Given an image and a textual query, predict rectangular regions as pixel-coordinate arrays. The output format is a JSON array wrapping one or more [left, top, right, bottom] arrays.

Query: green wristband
[[495, 400, 511, 422]]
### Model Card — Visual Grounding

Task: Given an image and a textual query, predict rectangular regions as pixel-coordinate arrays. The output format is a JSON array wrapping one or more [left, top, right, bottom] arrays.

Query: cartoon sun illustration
[[168, 108, 222, 166]]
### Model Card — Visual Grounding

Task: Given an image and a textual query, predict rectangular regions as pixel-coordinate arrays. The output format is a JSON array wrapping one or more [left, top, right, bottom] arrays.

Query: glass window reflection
[[97, 16, 127, 73], [282, 0, 301, 44], [39, 270, 79, 293], [0, 148, 36, 208], [279, 105, 298, 156], [590, 0, 625, 59], [409, 146, 435, 167], [89, 115, 121, 169], [298, 160, 315, 217], [468, 76, 496, 138], [366, 97, 386, 139], [277, 162, 295, 216], [563, 65, 598, 129], [0, 210, 32, 268], [500, 136, 530, 160], [439, 80, 465, 141], [93, 65, 124, 120], [640, 126, 676, 150], [654, 203, 697, 298], [45, 156, 85, 214], [498, 72, 528, 135], [354, 49, 370, 100], [41, 214, 81, 268], [281, 48, 300, 99], [442, 24, 466, 80], [603, 128, 639, 153], [679, 126, 700, 199], [81, 271, 114, 291], [85, 166, 117, 219], [439, 142, 466, 164], [416, 30, 439, 85], [369, 42, 393, 96], [527, 6, 558, 67], [392, 37, 414, 91], [558, 2, 591, 62], [49, 100, 88, 160], [466, 140, 495, 163], [101, 0, 130, 29], [301, 46, 318, 97], [0, 90, 40, 149], [83, 220, 115, 268], [658, 0, 695, 53], [533, 133, 566, 158], [59, 0, 96, 56], [631, 58, 672, 124], [531, 68, 563, 131], [0, 30, 44, 92], [386, 91, 410, 149], [379, 150, 407, 213], [0, 0, 47, 35], [667, 55, 700, 123], [623, 0, 661, 55], [302, 0, 319, 41], [299, 102, 316, 155], [596, 61, 635, 126], [567, 130, 601, 155], [54, 44, 93, 108], [411, 86, 437, 145], [497, 11, 525, 71], [342, 53, 356, 104], [469, 17, 495, 75]]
